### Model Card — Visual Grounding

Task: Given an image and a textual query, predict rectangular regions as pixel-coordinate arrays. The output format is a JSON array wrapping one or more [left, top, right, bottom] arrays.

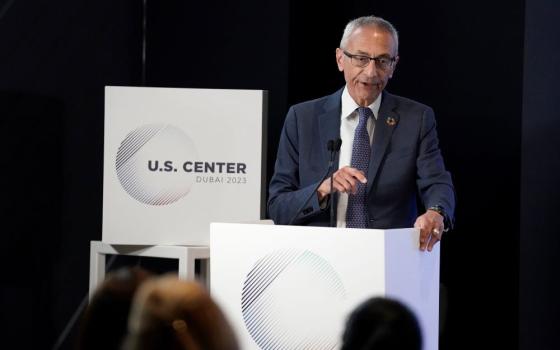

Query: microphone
[[287, 139, 342, 226], [329, 138, 342, 227], [334, 138, 342, 151], [327, 139, 335, 153]]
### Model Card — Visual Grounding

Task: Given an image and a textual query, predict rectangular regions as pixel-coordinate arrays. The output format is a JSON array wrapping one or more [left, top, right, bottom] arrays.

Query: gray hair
[[339, 15, 399, 54]]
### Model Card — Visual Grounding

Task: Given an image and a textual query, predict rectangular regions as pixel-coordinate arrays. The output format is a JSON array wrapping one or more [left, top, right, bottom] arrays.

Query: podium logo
[[116, 124, 198, 205], [241, 249, 346, 350]]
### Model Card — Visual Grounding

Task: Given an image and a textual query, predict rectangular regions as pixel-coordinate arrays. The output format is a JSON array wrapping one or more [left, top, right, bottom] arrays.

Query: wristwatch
[[428, 205, 450, 232]]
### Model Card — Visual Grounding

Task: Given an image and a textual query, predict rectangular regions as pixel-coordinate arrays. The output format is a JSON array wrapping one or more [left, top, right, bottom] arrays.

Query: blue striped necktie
[[346, 107, 373, 228]]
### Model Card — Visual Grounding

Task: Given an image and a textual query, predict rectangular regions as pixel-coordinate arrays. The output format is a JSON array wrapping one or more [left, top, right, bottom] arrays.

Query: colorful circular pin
[[386, 117, 397, 126]]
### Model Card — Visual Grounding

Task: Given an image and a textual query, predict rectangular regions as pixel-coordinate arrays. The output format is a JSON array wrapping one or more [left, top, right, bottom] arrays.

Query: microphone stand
[[329, 139, 342, 227]]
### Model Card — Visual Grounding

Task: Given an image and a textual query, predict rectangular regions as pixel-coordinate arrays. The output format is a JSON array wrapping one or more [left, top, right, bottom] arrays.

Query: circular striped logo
[[115, 124, 197, 205], [241, 249, 347, 350]]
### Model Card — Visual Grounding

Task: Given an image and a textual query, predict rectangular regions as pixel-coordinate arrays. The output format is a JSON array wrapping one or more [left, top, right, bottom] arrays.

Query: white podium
[[210, 223, 440, 350]]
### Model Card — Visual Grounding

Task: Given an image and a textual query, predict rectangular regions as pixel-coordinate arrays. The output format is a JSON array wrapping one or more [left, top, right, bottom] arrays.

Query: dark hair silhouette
[[77, 266, 151, 350], [341, 297, 422, 350], [122, 275, 238, 350]]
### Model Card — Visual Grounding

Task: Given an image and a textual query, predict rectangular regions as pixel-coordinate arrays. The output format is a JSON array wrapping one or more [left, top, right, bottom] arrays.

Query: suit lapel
[[318, 89, 343, 167], [367, 91, 399, 193], [318, 89, 343, 217]]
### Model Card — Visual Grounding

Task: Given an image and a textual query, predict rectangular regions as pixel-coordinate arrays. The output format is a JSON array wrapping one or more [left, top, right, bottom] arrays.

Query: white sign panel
[[210, 223, 439, 350], [103, 87, 266, 245]]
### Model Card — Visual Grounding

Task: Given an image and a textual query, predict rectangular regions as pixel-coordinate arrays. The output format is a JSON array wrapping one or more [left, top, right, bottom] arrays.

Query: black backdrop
[[0, 0, 558, 349]]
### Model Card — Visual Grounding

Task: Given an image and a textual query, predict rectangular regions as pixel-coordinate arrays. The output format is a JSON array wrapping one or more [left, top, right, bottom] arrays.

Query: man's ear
[[335, 48, 344, 72]]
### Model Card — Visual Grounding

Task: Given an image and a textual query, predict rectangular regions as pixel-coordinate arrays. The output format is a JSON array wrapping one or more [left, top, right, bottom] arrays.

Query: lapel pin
[[386, 117, 397, 126]]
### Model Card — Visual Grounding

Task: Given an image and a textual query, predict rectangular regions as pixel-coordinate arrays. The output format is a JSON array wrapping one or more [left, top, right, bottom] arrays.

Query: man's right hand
[[317, 166, 367, 200]]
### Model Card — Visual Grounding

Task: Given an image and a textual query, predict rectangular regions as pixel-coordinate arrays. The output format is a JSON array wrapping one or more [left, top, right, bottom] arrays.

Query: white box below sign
[[102, 86, 266, 245]]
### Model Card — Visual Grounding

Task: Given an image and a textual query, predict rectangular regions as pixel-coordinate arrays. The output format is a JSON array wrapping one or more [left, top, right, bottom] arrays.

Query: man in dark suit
[[268, 15, 455, 252]]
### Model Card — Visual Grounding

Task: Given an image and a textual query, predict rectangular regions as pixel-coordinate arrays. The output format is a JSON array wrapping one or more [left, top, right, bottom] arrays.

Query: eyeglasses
[[343, 50, 397, 71]]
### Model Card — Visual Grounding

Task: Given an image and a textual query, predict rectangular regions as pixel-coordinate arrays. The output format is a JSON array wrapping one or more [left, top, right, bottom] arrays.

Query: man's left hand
[[415, 210, 445, 252]]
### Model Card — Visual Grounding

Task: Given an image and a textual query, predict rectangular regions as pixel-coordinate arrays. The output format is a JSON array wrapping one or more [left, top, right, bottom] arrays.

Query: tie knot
[[357, 107, 373, 123]]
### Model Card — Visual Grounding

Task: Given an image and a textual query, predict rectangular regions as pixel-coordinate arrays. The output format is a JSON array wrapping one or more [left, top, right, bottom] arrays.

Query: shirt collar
[[341, 86, 382, 120]]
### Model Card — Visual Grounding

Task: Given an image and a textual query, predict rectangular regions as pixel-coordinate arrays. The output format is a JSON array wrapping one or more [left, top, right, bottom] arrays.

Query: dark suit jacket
[[268, 88, 455, 229]]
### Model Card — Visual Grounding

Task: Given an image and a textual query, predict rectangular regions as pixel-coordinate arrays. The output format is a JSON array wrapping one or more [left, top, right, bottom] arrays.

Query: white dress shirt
[[336, 87, 381, 228]]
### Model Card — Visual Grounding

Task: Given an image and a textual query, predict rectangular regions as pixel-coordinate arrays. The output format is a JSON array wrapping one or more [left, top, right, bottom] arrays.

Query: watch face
[[429, 206, 443, 214]]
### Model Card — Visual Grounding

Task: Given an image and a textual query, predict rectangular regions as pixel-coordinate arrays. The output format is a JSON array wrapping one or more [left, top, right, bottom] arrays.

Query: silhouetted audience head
[[122, 275, 239, 350], [77, 266, 151, 350], [341, 297, 422, 350]]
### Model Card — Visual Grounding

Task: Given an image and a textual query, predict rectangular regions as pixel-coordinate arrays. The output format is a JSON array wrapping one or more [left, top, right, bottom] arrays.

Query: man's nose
[[363, 59, 378, 77]]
